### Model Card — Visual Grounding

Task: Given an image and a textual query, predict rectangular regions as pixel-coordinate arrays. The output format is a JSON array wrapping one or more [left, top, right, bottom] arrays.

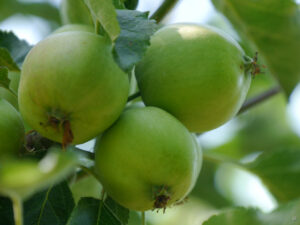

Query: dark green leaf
[[0, 30, 32, 67], [84, 0, 120, 41], [0, 182, 75, 225], [0, 197, 14, 225], [113, 0, 126, 9], [203, 198, 300, 225], [0, 48, 19, 71], [124, 0, 138, 10], [0, 148, 78, 199], [23, 181, 75, 225], [212, 0, 300, 96], [114, 10, 158, 72], [245, 148, 300, 202], [0, 66, 10, 89], [67, 197, 129, 225], [105, 197, 129, 224]]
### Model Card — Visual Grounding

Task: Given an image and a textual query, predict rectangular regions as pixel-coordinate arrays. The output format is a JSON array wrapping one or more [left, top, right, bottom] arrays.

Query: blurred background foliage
[[0, 0, 299, 224]]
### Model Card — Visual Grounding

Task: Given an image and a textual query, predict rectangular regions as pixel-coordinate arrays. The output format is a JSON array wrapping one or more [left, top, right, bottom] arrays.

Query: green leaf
[[114, 10, 158, 72], [113, 0, 126, 9], [212, 0, 300, 96], [203, 198, 300, 225], [23, 181, 75, 225], [0, 66, 10, 89], [60, 0, 94, 26], [84, 0, 120, 41], [0, 182, 75, 225], [0, 0, 60, 24], [0, 148, 78, 199], [67, 197, 129, 225], [0, 48, 19, 71], [245, 148, 300, 203], [0, 30, 32, 67], [0, 197, 14, 225]]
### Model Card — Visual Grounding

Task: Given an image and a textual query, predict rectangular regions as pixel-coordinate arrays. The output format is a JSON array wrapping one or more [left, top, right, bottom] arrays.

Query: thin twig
[[12, 196, 23, 225], [238, 85, 282, 115], [141, 211, 146, 225], [150, 0, 180, 23], [127, 91, 141, 102]]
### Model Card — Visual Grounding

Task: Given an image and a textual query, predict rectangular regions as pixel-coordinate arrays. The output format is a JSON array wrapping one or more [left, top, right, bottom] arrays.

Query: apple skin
[[94, 106, 202, 211], [53, 24, 94, 34], [18, 32, 129, 144], [135, 24, 251, 133], [0, 99, 25, 158]]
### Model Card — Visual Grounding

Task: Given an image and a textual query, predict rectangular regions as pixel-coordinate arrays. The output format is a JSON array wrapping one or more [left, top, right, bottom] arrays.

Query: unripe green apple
[[60, 0, 93, 26], [135, 24, 251, 133], [19, 32, 129, 144], [53, 24, 94, 34], [94, 106, 202, 211], [0, 99, 25, 158]]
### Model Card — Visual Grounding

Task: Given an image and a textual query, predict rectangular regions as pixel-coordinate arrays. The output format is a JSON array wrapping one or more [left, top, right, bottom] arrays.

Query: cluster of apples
[[0, 1, 251, 212]]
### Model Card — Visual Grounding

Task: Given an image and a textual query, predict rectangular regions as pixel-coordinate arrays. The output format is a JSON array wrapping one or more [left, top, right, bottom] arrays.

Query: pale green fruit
[[94, 106, 202, 211], [0, 99, 24, 158], [19, 32, 129, 144], [135, 24, 251, 133], [53, 24, 94, 34], [60, 0, 93, 25]]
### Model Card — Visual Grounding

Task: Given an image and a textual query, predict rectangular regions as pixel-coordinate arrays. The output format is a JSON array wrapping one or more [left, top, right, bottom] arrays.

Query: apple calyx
[[45, 112, 74, 148], [153, 185, 171, 212], [244, 52, 264, 77]]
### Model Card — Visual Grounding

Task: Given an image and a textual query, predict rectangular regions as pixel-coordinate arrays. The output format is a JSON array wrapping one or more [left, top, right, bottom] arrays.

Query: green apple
[[60, 0, 93, 25], [135, 24, 251, 133], [18, 32, 129, 144], [94, 106, 202, 211], [53, 24, 94, 34], [0, 99, 24, 158]]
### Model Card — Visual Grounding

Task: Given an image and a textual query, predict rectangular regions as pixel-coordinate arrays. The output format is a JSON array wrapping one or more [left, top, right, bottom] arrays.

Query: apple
[[135, 24, 251, 133], [94, 106, 202, 211], [0, 99, 25, 158], [53, 24, 94, 34], [18, 31, 129, 144]]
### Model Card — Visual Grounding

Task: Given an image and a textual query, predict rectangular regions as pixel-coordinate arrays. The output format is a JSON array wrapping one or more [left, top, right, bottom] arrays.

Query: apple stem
[[12, 196, 23, 225], [127, 91, 141, 102], [141, 211, 146, 225], [238, 85, 282, 115], [150, 0, 180, 23]]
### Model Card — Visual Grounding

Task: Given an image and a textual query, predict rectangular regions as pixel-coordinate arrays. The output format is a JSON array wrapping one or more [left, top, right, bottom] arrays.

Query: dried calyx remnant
[[45, 113, 74, 148], [244, 52, 264, 77], [153, 185, 171, 212]]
